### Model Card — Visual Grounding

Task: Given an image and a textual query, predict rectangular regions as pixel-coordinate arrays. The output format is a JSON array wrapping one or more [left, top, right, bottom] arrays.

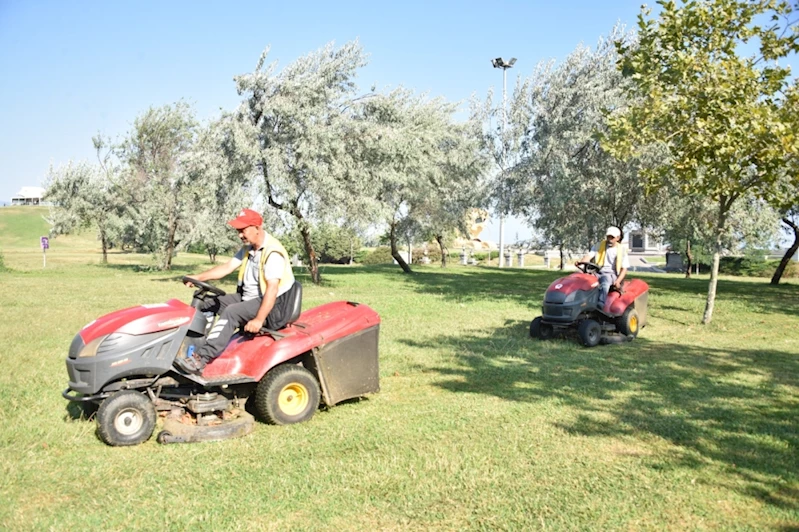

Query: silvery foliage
[[181, 113, 256, 262], [44, 139, 125, 263], [406, 111, 489, 261], [662, 192, 781, 261], [354, 87, 486, 269], [516, 26, 666, 251], [116, 101, 200, 269], [234, 41, 377, 231], [470, 72, 532, 220]]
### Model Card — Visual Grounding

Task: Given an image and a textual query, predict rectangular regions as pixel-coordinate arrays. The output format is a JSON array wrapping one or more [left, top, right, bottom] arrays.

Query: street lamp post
[[491, 57, 516, 268]]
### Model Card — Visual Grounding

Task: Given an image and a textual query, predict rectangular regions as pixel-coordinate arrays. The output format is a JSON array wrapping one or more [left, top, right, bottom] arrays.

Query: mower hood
[[545, 273, 599, 302], [77, 299, 196, 344]]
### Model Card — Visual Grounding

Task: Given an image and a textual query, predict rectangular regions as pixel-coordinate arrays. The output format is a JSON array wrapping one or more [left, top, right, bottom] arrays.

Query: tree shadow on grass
[[400, 320, 799, 509], [322, 265, 799, 319], [648, 276, 799, 317]]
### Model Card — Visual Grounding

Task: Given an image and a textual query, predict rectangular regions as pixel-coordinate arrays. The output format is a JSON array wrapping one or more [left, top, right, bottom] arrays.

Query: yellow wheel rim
[[278, 383, 309, 416], [629, 315, 638, 333]]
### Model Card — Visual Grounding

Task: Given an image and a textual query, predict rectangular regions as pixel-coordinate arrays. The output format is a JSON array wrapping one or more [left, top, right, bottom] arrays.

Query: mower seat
[[257, 281, 302, 339], [285, 281, 303, 324]]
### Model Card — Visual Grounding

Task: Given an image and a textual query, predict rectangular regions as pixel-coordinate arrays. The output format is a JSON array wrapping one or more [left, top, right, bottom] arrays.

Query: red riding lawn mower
[[530, 262, 649, 346], [63, 277, 380, 446]]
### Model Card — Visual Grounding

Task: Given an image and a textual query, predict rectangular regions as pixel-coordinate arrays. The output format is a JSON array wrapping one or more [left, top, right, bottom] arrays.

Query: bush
[[695, 256, 799, 278], [0, 249, 5, 271], [360, 247, 394, 265], [781, 261, 799, 278], [718, 257, 775, 277], [412, 246, 442, 264], [312, 224, 361, 264]]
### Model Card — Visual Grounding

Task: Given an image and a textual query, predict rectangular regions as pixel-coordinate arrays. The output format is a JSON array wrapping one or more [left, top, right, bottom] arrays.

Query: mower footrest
[[202, 374, 257, 386]]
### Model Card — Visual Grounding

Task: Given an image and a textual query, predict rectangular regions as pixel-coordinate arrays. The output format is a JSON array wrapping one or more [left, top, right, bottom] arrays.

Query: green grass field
[[0, 207, 797, 530]]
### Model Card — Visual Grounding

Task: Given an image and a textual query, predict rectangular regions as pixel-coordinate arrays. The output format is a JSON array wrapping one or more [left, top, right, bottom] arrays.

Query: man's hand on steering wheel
[[182, 276, 226, 296], [575, 261, 601, 274]]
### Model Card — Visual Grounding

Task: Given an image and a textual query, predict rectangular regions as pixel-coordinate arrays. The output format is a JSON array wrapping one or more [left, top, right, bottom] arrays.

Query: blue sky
[[0, 0, 649, 242]]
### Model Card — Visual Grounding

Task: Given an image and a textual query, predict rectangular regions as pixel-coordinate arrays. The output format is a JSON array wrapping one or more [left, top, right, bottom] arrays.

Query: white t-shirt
[[232, 247, 290, 301], [587, 243, 630, 274]]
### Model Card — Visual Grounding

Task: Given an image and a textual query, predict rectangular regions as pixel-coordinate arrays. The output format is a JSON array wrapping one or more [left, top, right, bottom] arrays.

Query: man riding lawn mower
[[530, 226, 649, 347], [62, 209, 381, 446]]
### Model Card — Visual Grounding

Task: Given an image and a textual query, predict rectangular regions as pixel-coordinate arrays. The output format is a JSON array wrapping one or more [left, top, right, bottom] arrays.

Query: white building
[[11, 187, 46, 206]]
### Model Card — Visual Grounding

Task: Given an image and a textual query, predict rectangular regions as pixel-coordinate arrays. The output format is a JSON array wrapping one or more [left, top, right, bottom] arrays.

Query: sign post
[[40, 236, 49, 268]]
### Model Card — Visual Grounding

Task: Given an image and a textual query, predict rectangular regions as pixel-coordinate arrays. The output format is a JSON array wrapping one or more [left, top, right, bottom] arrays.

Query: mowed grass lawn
[[0, 207, 797, 530]]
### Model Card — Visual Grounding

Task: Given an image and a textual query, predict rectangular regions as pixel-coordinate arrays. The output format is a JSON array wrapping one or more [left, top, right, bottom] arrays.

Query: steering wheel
[[575, 261, 601, 274], [182, 276, 226, 296]]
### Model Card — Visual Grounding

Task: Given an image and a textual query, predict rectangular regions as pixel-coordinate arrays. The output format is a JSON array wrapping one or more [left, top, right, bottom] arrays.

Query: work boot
[[173, 346, 206, 376]]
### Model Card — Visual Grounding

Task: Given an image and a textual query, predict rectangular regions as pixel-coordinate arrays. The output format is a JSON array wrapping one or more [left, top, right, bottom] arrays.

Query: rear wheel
[[255, 364, 320, 425], [96, 390, 156, 446], [577, 319, 601, 347], [616, 308, 640, 337]]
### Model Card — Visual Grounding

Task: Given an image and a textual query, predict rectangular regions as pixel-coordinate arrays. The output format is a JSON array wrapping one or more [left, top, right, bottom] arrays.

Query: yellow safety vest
[[237, 234, 295, 296], [595, 240, 627, 274]]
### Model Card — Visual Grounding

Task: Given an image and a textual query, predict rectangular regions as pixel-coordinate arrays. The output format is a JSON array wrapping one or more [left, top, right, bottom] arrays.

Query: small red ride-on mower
[[529, 262, 649, 346], [63, 277, 380, 446]]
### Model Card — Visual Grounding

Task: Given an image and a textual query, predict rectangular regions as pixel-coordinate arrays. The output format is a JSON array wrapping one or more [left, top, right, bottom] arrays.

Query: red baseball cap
[[228, 208, 263, 229]]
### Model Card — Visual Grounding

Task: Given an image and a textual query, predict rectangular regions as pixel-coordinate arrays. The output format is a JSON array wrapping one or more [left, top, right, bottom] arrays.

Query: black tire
[[96, 390, 156, 446], [255, 364, 320, 425], [577, 319, 602, 347], [530, 317, 555, 340], [616, 307, 640, 338]]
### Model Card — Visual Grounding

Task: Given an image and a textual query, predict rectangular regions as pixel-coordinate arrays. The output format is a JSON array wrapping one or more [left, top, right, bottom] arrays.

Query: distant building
[[11, 187, 46, 206], [627, 228, 665, 253]]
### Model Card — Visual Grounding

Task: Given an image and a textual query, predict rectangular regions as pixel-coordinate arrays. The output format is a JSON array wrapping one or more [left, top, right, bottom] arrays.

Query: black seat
[[257, 282, 302, 339], [285, 282, 302, 324]]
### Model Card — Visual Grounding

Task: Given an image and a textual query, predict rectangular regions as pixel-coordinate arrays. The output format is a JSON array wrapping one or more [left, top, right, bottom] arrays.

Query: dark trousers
[[195, 282, 298, 363]]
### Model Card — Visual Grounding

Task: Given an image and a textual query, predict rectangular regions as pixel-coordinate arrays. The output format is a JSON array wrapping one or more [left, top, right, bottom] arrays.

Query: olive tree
[[44, 137, 125, 263], [234, 41, 376, 284], [116, 101, 200, 270], [357, 88, 482, 272], [515, 27, 670, 257]]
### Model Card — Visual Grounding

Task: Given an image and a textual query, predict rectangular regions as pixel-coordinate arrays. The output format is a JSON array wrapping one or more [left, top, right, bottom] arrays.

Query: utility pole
[[491, 57, 516, 267]]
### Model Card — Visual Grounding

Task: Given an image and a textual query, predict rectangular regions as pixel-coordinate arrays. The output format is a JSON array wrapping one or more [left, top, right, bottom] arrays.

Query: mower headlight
[[78, 335, 108, 358], [564, 292, 576, 304]]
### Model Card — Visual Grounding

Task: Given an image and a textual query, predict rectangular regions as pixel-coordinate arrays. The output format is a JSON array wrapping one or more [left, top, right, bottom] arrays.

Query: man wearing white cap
[[577, 226, 630, 309]]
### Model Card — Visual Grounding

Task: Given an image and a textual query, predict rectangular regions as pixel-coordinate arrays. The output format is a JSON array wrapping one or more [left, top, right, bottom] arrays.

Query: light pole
[[491, 57, 516, 268]]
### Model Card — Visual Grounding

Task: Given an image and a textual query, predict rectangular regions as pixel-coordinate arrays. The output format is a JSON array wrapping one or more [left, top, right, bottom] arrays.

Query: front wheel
[[255, 364, 320, 425], [96, 391, 156, 446], [530, 317, 554, 340], [577, 319, 602, 348]]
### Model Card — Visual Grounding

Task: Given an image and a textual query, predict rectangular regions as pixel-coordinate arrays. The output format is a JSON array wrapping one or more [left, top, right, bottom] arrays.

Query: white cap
[[606, 226, 621, 238]]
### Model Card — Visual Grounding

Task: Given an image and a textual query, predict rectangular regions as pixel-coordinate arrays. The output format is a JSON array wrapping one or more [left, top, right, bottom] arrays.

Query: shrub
[[0, 249, 5, 271], [412, 246, 442, 264], [718, 257, 774, 277], [312, 224, 361, 264], [696, 256, 799, 278], [360, 247, 394, 265]]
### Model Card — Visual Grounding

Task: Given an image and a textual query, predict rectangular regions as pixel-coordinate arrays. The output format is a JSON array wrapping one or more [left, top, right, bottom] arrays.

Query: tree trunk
[[390, 221, 412, 273], [702, 201, 730, 324], [100, 228, 109, 264], [208, 248, 217, 264], [684, 240, 693, 279], [771, 217, 798, 285], [436, 234, 447, 268], [162, 191, 179, 270], [299, 225, 321, 284], [559, 245, 565, 270]]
